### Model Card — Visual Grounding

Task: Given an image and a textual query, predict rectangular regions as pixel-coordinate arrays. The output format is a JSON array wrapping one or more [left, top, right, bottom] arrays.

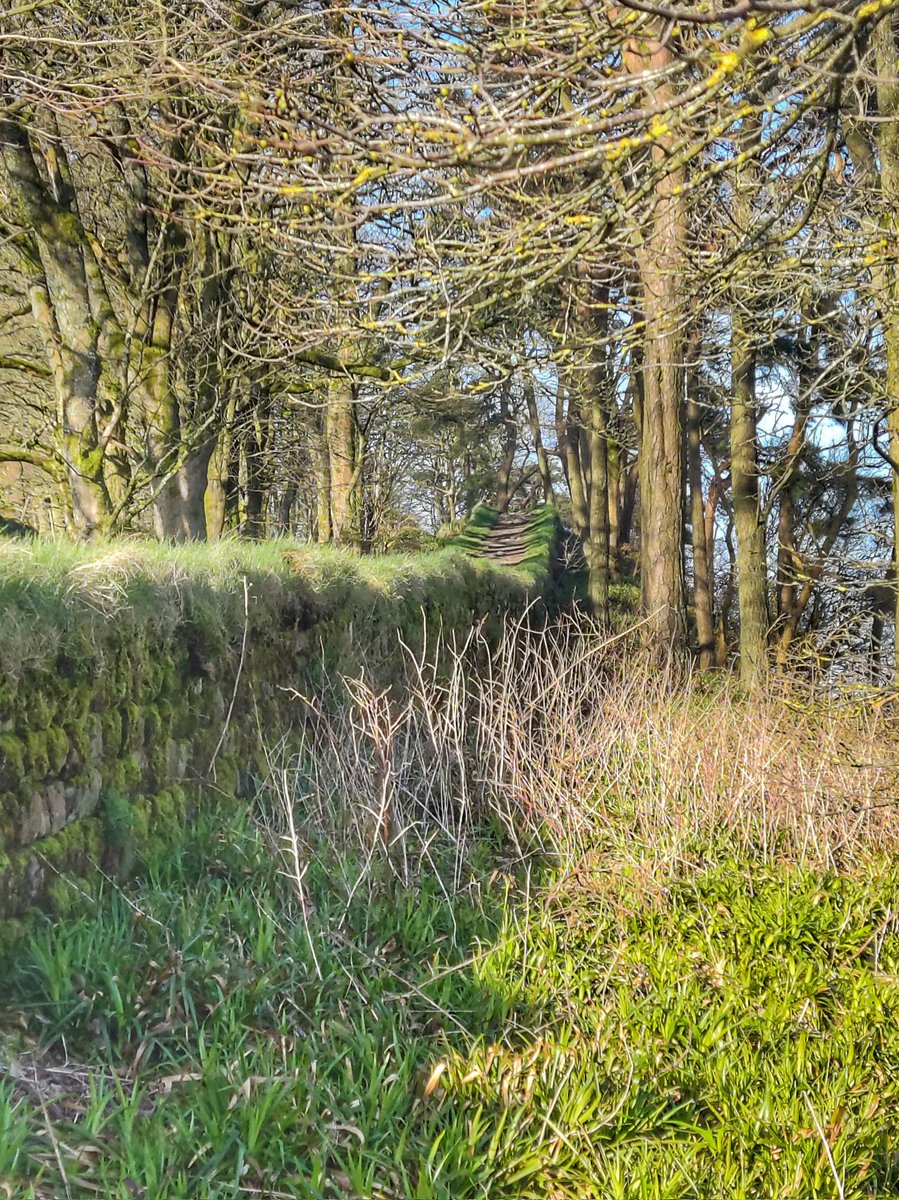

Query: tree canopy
[[2, 0, 898, 680]]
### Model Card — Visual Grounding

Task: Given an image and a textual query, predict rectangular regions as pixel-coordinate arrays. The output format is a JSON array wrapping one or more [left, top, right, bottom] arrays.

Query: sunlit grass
[[4, 614, 899, 1198], [3, 797, 899, 1198], [0, 534, 543, 679]]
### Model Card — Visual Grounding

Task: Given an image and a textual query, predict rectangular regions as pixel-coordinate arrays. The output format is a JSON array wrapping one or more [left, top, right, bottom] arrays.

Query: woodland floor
[[2, 796, 899, 1199]]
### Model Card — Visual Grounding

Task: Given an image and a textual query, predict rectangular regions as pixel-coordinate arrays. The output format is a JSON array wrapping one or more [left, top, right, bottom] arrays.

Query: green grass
[[451, 503, 564, 583], [446, 503, 501, 554], [0, 534, 549, 680], [3, 799, 899, 1198]]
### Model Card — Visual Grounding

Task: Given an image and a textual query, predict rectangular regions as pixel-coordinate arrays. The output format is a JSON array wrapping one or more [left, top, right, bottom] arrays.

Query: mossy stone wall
[[0, 542, 550, 942]]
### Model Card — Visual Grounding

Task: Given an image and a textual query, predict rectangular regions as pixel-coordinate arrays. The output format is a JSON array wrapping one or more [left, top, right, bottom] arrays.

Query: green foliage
[[3, 803, 899, 1198], [101, 790, 135, 872]]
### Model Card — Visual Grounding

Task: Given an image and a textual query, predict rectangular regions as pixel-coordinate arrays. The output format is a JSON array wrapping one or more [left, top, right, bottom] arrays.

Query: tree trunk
[[495, 380, 518, 512], [619, 458, 639, 550], [311, 412, 332, 543], [686, 347, 715, 670], [775, 323, 813, 629], [0, 120, 113, 534], [243, 393, 272, 540], [579, 274, 611, 622], [326, 373, 360, 547], [141, 296, 190, 541], [607, 429, 621, 579], [562, 382, 589, 536], [277, 484, 297, 536], [624, 34, 687, 656], [585, 395, 610, 620], [525, 380, 555, 504], [730, 313, 769, 686], [636, 241, 686, 652], [874, 16, 899, 675], [175, 443, 214, 539], [206, 389, 239, 539]]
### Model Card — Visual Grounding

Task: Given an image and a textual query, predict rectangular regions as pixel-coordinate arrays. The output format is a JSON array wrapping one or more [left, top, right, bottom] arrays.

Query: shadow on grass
[[4, 809, 899, 1199]]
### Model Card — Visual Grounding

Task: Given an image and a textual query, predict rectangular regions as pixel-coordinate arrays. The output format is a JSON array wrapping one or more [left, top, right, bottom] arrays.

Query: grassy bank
[[4, 806, 899, 1198], [3, 618, 899, 1198]]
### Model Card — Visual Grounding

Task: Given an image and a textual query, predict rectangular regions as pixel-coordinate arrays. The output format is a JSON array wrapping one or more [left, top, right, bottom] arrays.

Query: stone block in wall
[[64, 769, 102, 821], [47, 781, 66, 833], [16, 780, 68, 847], [20, 791, 50, 844], [87, 716, 103, 764], [166, 739, 188, 781]]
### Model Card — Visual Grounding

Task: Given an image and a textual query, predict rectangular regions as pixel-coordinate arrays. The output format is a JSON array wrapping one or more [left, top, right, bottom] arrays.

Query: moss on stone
[[0, 796, 17, 845], [46, 725, 69, 775], [122, 703, 144, 752], [59, 680, 91, 727], [104, 755, 143, 795], [19, 686, 52, 732], [150, 785, 187, 849], [25, 730, 50, 780], [0, 734, 25, 792]]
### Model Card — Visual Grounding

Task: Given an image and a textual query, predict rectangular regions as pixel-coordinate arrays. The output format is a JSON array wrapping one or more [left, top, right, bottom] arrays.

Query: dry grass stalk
[[264, 613, 899, 909]]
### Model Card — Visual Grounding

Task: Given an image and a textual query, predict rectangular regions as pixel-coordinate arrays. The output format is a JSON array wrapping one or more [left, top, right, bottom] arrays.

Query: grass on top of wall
[[0, 536, 549, 680]]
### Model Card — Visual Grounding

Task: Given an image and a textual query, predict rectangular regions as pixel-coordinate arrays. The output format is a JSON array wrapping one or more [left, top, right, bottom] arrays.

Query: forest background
[[2, 0, 899, 685]]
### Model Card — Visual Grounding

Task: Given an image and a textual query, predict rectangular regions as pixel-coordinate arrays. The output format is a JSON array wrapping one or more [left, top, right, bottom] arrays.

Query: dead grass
[[268, 612, 899, 895]]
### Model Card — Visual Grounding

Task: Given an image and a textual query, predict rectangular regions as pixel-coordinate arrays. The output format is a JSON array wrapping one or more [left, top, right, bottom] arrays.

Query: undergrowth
[[3, 616, 899, 1198]]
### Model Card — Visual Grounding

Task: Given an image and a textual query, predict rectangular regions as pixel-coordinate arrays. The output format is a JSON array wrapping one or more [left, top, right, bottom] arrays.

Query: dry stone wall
[[0, 544, 549, 943]]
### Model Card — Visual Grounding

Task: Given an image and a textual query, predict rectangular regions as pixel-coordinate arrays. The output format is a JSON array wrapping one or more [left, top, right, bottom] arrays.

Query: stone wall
[[0, 541, 551, 942]]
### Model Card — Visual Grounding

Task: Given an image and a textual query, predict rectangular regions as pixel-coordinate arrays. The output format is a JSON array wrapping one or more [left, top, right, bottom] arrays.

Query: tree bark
[[562, 380, 589, 537], [0, 119, 112, 534], [624, 33, 687, 656], [686, 345, 715, 670], [206, 389, 239, 539], [775, 324, 813, 629], [874, 16, 899, 675], [326, 370, 360, 547], [579, 273, 611, 622], [277, 484, 297, 536], [524, 380, 555, 505], [730, 312, 769, 686], [495, 380, 518, 512], [311, 411, 332, 543]]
